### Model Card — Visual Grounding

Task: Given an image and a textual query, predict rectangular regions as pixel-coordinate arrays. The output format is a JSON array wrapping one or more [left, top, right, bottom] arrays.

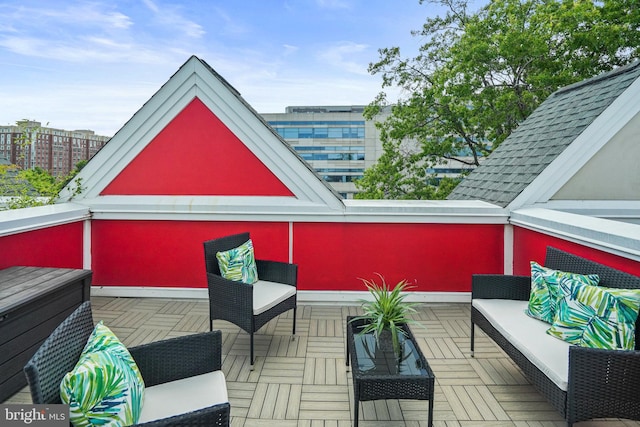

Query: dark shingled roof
[[447, 61, 640, 207]]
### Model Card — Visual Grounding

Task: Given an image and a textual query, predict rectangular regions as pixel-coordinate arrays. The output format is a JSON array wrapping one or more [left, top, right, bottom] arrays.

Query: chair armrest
[[207, 272, 253, 309], [568, 345, 640, 422], [129, 331, 222, 387], [256, 259, 297, 286], [134, 403, 231, 427], [471, 274, 531, 300]]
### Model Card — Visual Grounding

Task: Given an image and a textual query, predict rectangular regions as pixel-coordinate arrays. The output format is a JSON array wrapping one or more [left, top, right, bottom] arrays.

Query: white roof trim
[[510, 207, 640, 260], [60, 56, 344, 211], [79, 196, 508, 224], [536, 199, 640, 213], [0, 202, 90, 237], [508, 76, 640, 210]]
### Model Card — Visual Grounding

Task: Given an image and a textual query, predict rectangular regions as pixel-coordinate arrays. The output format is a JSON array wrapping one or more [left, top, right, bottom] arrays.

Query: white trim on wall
[[81, 197, 508, 225], [0, 203, 90, 237], [90, 285, 471, 304], [510, 208, 640, 261], [289, 221, 293, 264], [503, 224, 514, 275], [83, 219, 92, 270]]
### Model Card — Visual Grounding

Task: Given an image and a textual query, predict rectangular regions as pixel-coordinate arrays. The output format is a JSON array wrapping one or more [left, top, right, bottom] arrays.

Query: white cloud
[[148, 3, 206, 39], [211, 6, 250, 38], [282, 44, 299, 56], [317, 41, 371, 75], [32, 3, 133, 30], [141, 0, 160, 13], [315, 0, 351, 10], [0, 1, 203, 65]]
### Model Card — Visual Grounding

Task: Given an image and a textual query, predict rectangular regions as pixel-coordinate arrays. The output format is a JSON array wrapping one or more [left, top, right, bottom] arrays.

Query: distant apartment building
[[262, 106, 387, 199], [0, 121, 110, 176]]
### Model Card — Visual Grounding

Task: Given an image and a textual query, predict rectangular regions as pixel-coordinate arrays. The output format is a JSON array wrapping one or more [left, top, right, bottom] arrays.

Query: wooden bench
[[0, 266, 91, 402]]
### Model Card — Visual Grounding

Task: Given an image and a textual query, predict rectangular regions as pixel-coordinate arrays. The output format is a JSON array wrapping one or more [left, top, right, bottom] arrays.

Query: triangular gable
[[448, 61, 640, 210], [509, 64, 640, 209], [61, 56, 344, 213], [101, 97, 294, 196]]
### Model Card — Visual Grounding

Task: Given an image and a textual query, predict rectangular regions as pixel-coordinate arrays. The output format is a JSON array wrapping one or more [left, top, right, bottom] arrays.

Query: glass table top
[[350, 323, 428, 376]]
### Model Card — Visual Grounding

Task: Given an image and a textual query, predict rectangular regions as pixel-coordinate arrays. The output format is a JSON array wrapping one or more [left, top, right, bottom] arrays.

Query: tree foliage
[[356, 0, 640, 199], [0, 121, 86, 210]]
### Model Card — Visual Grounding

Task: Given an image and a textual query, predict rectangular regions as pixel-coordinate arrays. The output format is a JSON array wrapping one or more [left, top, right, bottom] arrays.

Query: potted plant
[[350, 273, 420, 356]]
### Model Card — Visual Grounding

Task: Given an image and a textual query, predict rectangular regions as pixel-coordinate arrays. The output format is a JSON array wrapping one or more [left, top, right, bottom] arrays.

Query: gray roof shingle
[[448, 61, 640, 207]]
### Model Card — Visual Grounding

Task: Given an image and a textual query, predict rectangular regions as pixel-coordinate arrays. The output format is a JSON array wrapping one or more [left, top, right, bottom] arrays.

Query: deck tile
[[5, 297, 640, 426]]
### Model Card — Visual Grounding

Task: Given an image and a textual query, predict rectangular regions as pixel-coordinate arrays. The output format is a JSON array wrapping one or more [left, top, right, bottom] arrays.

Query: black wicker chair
[[204, 232, 297, 367], [23, 301, 230, 426]]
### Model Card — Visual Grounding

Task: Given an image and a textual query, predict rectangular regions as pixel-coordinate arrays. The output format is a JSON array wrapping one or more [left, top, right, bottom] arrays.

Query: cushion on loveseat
[[473, 298, 571, 390]]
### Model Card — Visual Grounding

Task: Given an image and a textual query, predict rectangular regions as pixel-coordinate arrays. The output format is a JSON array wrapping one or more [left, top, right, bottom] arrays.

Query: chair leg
[[470, 322, 475, 358], [250, 331, 255, 370], [209, 318, 213, 332], [292, 306, 297, 341]]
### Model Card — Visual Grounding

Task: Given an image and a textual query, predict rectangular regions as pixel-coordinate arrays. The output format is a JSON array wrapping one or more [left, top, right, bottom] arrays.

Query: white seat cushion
[[137, 370, 228, 424], [253, 280, 296, 315], [473, 299, 571, 390]]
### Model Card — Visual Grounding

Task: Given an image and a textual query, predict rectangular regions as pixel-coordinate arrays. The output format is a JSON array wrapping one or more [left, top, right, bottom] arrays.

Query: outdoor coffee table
[[346, 316, 435, 427]]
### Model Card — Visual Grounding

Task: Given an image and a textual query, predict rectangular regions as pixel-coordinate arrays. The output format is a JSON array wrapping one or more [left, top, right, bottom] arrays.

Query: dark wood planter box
[[0, 266, 92, 402]]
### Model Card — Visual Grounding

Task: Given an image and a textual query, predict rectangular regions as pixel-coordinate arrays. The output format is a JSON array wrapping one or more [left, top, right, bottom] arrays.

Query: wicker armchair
[[23, 301, 230, 426], [204, 232, 297, 367]]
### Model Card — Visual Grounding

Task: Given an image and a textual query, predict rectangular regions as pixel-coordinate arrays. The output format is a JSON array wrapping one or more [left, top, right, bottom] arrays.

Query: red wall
[[294, 222, 504, 292], [513, 227, 640, 277], [91, 220, 290, 288], [90, 220, 504, 291], [0, 222, 84, 270]]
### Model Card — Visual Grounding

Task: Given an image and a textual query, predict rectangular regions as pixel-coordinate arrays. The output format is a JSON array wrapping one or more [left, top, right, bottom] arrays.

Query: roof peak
[[554, 60, 640, 97]]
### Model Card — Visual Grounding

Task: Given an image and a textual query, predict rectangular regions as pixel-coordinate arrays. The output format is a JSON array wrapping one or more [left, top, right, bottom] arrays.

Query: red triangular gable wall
[[101, 97, 295, 196]]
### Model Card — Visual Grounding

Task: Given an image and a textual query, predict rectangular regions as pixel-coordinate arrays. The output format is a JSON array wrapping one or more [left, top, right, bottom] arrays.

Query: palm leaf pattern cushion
[[525, 261, 599, 323], [547, 282, 640, 350], [60, 321, 145, 427], [216, 238, 258, 284]]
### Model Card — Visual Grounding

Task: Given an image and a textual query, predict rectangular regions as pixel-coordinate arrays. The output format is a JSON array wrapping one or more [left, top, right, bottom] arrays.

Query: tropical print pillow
[[547, 282, 640, 350], [525, 261, 599, 323], [216, 238, 258, 284], [60, 322, 145, 427]]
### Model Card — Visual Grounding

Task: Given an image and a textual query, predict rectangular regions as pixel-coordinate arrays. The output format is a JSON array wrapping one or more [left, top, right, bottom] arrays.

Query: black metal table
[[346, 316, 435, 427]]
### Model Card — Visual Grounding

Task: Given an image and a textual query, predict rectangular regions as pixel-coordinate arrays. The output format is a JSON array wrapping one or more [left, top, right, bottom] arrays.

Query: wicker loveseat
[[471, 246, 640, 427]]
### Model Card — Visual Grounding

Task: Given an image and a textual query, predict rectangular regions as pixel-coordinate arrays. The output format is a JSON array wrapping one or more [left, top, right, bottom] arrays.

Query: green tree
[[0, 121, 85, 210], [356, 0, 640, 199]]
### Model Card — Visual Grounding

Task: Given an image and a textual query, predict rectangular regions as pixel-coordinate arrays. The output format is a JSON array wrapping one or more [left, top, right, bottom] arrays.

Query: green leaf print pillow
[[216, 238, 258, 284], [525, 261, 599, 323], [547, 282, 640, 350], [60, 321, 145, 427]]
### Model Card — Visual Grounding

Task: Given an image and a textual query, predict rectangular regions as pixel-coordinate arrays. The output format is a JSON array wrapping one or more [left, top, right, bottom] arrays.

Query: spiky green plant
[[350, 273, 419, 354]]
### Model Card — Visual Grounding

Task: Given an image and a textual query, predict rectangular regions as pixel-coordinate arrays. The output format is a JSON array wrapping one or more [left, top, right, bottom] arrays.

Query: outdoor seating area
[[5, 295, 640, 426]]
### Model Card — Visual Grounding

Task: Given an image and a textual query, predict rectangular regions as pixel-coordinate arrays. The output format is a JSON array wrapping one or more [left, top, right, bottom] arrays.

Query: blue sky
[[0, 0, 484, 136]]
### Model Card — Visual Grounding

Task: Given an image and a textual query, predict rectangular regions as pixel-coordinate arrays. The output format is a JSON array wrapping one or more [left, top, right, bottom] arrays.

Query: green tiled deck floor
[[6, 296, 640, 426]]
